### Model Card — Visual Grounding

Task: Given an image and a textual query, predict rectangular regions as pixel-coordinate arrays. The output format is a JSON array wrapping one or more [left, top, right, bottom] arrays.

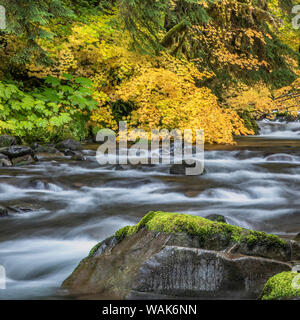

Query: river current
[[0, 120, 300, 299]]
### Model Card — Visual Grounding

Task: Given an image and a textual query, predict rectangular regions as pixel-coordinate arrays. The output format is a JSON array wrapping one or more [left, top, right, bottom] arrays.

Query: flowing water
[[1, 120, 300, 300]]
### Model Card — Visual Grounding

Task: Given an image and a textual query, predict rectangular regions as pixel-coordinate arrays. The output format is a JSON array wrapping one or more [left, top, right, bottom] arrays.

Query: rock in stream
[[62, 211, 297, 299]]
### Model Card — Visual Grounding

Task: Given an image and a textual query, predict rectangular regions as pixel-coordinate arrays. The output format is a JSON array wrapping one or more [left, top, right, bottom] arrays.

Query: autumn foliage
[[0, 1, 299, 144]]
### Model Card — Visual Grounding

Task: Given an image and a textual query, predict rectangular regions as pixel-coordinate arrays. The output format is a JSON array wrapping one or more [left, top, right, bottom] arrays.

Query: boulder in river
[[294, 232, 300, 243], [28, 178, 51, 190], [33, 145, 66, 161], [7, 205, 39, 215], [265, 154, 295, 162], [34, 152, 65, 162], [0, 205, 8, 217], [56, 139, 82, 151], [34, 146, 62, 154], [62, 211, 296, 299], [170, 162, 205, 175], [0, 135, 16, 148], [0, 154, 12, 167], [63, 149, 86, 161], [12, 155, 35, 166], [0, 145, 33, 159], [260, 271, 300, 300]]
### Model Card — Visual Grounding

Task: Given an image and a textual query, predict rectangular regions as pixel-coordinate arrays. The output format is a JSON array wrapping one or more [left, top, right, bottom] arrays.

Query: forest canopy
[[0, 0, 299, 144]]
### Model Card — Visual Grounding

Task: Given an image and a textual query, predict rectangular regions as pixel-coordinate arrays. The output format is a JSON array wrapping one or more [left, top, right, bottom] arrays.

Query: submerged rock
[[184, 190, 201, 198], [265, 154, 295, 162], [7, 205, 39, 215], [260, 271, 300, 300], [62, 211, 297, 299]]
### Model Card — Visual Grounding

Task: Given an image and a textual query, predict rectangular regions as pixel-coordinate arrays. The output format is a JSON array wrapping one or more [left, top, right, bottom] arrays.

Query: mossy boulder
[[294, 232, 300, 243], [261, 271, 300, 300], [62, 211, 297, 299], [113, 211, 293, 261]]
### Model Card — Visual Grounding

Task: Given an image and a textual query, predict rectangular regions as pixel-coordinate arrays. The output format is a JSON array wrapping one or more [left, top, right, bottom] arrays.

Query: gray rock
[[34, 146, 61, 154], [62, 228, 293, 299], [1, 146, 33, 159], [294, 232, 300, 243], [0, 205, 8, 217], [63, 149, 86, 161], [229, 238, 292, 262], [12, 155, 35, 166], [170, 162, 205, 175], [56, 139, 82, 151], [7, 205, 38, 214], [0, 158, 12, 167], [0, 135, 16, 147], [34, 152, 65, 162], [28, 178, 50, 190], [132, 246, 290, 299], [265, 154, 295, 162], [290, 240, 300, 261], [0, 153, 8, 159]]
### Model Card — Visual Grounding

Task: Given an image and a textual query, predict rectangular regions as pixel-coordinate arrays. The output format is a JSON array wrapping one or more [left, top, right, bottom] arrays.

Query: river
[[0, 119, 300, 299]]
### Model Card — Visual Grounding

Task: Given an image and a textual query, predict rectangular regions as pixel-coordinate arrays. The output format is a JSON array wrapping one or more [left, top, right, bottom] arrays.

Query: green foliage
[[0, 0, 75, 64], [119, 0, 299, 89], [109, 100, 136, 123], [0, 75, 98, 143], [119, 0, 212, 53]]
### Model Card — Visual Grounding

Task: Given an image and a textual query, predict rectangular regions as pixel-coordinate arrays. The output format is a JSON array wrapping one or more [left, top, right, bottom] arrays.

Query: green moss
[[88, 242, 103, 257], [115, 226, 137, 242], [242, 231, 286, 248], [261, 272, 300, 300], [237, 110, 259, 135], [114, 211, 287, 249]]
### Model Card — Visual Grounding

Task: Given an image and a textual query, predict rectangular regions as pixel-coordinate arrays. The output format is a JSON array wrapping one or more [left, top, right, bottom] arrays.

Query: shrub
[[0, 75, 98, 143]]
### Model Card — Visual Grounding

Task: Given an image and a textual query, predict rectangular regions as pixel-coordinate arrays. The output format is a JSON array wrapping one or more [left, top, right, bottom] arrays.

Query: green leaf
[[45, 76, 61, 87], [74, 77, 94, 87], [78, 87, 93, 96], [59, 85, 75, 94], [62, 73, 74, 81]]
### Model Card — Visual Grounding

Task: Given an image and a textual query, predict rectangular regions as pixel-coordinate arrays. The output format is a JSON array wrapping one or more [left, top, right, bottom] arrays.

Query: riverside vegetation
[[0, 0, 299, 145]]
